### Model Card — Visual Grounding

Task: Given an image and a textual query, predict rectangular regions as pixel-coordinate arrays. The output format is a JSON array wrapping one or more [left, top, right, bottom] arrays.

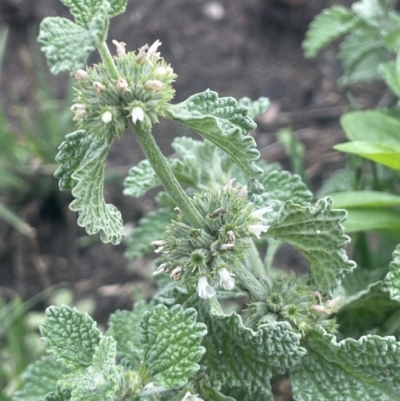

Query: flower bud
[[144, 79, 164, 91], [116, 77, 130, 92], [153, 263, 169, 275], [70, 69, 88, 80], [101, 111, 113, 123], [170, 266, 183, 280], [112, 39, 126, 57], [93, 81, 106, 94], [131, 106, 145, 124]]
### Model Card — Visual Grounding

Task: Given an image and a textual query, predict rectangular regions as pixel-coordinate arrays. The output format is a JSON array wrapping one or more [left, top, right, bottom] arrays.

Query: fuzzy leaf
[[38, 6, 108, 75], [237, 97, 270, 120], [60, 0, 127, 28], [55, 131, 91, 191], [192, 298, 305, 400], [123, 159, 160, 198], [40, 305, 102, 370], [291, 326, 400, 401], [303, 6, 360, 58], [385, 244, 400, 303], [45, 388, 71, 401], [165, 90, 264, 193], [140, 304, 207, 388], [69, 134, 125, 244], [124, 208, 175, 260], [337, 281, 399, 337], [107, 301, 150, 367], [14, 356, 69, 401], [256, 169, 313, 221], [58, 336, 124, 401], [267, 197, 356, 293]]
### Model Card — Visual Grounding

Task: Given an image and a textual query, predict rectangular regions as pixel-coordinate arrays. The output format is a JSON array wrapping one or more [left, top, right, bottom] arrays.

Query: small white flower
[[116, 77, 130, 92], [93, 81, 106, 94], [71, 103, 87, 120], [101, 111, 113, 123], [310, 304, 331, 315], [155, 65, 173, 76], [181, 391, 204, 401], [112, 39, 126, 57], [248, 224, 269, 239], [237, 185, 248, 198], [170, 266, 183, 280], [219, 243, 235, 251], [251, 206, 273, 221], [70, 69, 88, 80], [218, 268, 235, 290], [197, 276, 216, 299], [150, 240, 166, 247], [131, 106, 145, 123], [144, 79, 164, 91], [153, 263, 169, 275], [147, 39, 162, 58], [154, 246, 164, 254]]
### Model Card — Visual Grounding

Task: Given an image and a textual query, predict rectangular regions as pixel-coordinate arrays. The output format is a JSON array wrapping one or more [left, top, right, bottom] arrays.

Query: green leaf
[[14, 356, 69, 401], [38, 7, 109, 75], [341, 110, 400, 145], [303, 6, 360, 58], [257, 170, 313, 220], [380, 61, 400, 97], [60, 0, 127, 28], [123, 159, 160, 198], [337, 281, 399, 337], [192, 298, 305, 400], [342, 208, 400, 232], [69, 134, 125, 244], [165, 90, 264, 193], [237, 97, 270, 120], [55, 131, 91, 191], [107, 301, 150, 367], [267, 197, 356, 293], [334, 141, 400, 170], [58, 336, 125, 401], [351, 0, 384, 23], [329, 190, 400, 209], [317, 167, 356, 197], [140, 304, 207, 388], [385, 244, 400, 303], [124, 208, 175, 260], [40, 305, 102, 370], [45, 388, 71, 401], [291, 326, 400, 400]]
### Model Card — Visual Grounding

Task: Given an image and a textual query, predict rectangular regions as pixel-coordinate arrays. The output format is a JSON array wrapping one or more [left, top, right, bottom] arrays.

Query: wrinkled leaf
[[123, 159, 160, 198], [40, 305, 102, 370], [237, 96, 270, 120], [385, 244, 400, 303], [267, 197, 356, 293]]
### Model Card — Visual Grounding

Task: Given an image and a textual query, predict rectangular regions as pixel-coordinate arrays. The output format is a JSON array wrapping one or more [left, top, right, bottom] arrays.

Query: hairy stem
[[97, 41, 119, 80], [133, 124, 206, 228], [231, 263, 269, 301]]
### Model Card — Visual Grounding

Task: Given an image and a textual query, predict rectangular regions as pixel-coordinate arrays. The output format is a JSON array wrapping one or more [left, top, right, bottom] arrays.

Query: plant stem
[[97, 41, 119, 80], [132, 123, 206, 228], [247, 241, 271, 285], [231, 262, 269, 301]]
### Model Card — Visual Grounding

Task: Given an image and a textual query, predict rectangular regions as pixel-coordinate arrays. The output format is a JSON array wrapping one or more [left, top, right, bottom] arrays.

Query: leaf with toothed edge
[[69, 134, 125, 244], [385, 244, 400, 303], [237, 96, 270, 120], [60, 0, 128, 28], [140, 304, 207, 388], [38, 3, 109, 75], [291, 326, 400, 401], [165, 90, 264, 193], [267, 197, 356, 293]]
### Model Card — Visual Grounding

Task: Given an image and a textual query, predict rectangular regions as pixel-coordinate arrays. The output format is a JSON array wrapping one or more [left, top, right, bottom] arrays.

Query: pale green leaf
[[257, 170, 313, 221], [291, 326, 400, 401], [140, 304, 207, 388], [337, 281, 399, 337], [341, 110, 400, 145], [318, 167, 356, 197], [267, 197, 356, 293], [55, 131, 91, 191], [303, 6, 360, 58], [123, 159, 160, 198], [385, 244, 400, 302], [192, 298, 305, 400], [38, 8, 108, 75], [40, 305, 102, 370], [165, 90, 264, 193], [352, 0, 384, 23], [334, 141, 400, 170], [330, 190, 400, 209], [69, 134, 125, 244], [61, 0, 127, 28], [58, 336, 124, 401], [237, 97, 270, 120], [14, 356, 69, 401], [124, 208, 175, 260], [107, 301, 150, 367], [45, 388, 71, 401], [380, 61, 400, 97], [342, 208, 400, 232]]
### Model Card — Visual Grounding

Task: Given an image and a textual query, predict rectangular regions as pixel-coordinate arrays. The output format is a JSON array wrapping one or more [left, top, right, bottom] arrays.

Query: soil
[[0, 1, 389, 399]]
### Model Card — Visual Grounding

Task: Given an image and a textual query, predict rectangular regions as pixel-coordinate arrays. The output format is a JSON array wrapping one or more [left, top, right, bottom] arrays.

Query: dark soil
[[0, 1, 389, 399]]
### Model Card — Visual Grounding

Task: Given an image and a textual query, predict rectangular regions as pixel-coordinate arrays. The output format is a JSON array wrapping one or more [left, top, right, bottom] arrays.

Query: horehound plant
[[12, 1, 400, 401]]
